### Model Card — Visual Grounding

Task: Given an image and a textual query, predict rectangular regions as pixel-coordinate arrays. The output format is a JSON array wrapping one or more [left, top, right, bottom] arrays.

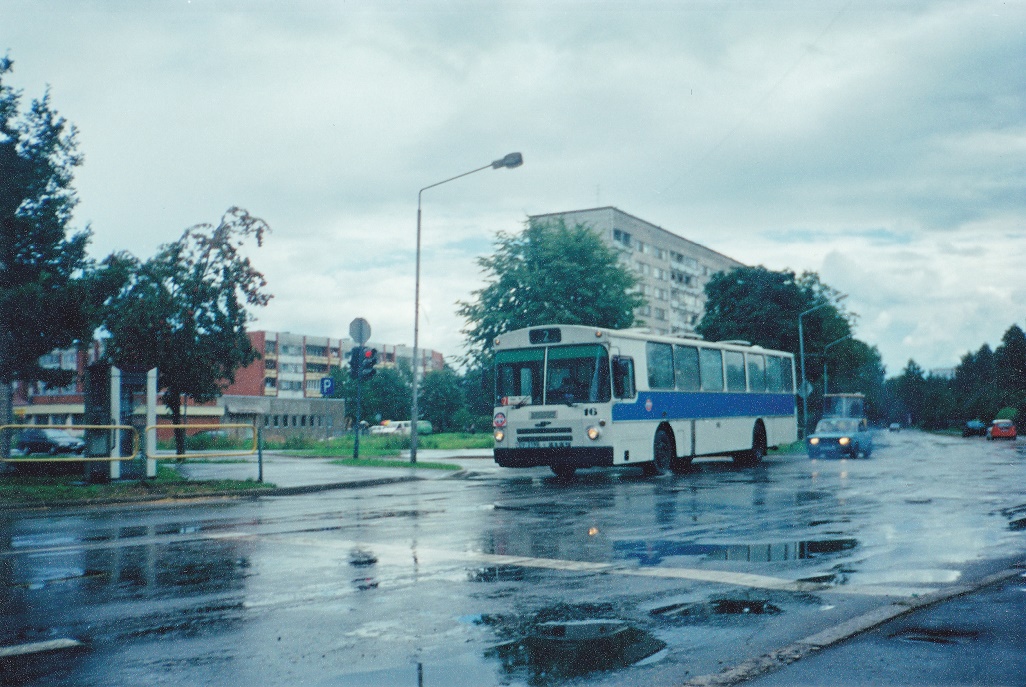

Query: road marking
[[270, 535, 932, 598], [0, 638, 83, 658]]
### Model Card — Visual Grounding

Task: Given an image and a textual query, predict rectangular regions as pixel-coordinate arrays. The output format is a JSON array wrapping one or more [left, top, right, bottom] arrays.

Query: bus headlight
[[838, 437, 851, 446], [586, 426, 601, 441], [809, 437, 820, 445], [494, 429, 505, 443]]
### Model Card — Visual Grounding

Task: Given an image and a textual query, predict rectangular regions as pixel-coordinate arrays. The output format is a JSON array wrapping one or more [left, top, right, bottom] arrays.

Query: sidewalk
[[175, 449, 495, 492], [688, 563, 1026, 687]]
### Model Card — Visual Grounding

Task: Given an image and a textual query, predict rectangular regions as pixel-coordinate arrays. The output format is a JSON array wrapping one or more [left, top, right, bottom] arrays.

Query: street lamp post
[[410, 153, 523, 464], [823, 334, 853, 397], [798, 294, 848, 437]]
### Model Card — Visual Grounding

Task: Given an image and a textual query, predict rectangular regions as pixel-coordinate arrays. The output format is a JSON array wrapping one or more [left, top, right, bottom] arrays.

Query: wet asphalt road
[[2, 430, 1025, 686]]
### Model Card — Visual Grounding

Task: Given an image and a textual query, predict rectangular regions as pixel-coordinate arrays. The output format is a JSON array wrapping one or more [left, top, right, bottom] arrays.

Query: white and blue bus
[[492, 325, 797, 478]]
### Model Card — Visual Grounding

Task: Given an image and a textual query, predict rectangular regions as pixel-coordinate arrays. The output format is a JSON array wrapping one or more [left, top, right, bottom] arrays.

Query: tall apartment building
[[225, 330, 445, 400], [529, 207, 744, 337]]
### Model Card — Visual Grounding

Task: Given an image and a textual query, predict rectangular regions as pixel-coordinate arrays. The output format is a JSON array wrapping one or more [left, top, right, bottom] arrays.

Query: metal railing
[[0, 424, 139, 462]]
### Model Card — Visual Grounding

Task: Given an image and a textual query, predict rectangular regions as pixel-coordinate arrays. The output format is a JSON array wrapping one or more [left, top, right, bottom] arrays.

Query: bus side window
[[646, 342, 674, 389], [699, 348, 724, 392], [674, 345, 701, 391], [747, 354, 766, 392], [765, 355, 784, 392], [724, 351, 746, 392], [612, 356, 636, 399]]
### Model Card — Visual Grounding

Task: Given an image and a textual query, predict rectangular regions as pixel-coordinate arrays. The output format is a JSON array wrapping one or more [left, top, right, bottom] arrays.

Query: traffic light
[[348, 347, 362, 379], [359, 348, 378, 381]]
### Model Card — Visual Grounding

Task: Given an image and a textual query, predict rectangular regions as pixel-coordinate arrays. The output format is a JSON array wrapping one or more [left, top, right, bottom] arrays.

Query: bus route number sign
[[529, 328, 561, 344]]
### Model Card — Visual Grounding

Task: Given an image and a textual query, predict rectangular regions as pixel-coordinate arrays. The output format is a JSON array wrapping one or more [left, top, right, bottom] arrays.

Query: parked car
[[16, 428, 86, 456], [889, 422, 901, 432], [987, 419, 1017, 440], [806, 417, 873, 459], [962, 419, 987, 437]]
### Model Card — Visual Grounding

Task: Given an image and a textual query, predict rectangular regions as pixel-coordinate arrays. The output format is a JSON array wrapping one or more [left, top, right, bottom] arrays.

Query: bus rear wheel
[[734, 424, 766, 468], [643, 428, 673, 476], [551, 466, 576, 479]]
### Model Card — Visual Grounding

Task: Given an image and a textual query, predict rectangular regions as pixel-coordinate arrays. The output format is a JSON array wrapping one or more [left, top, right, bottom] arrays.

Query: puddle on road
[[614, 537, 858, 565], [355, 509, 439, 521], [651, 597, 782, 618], [468, 565, 545, 584], [891, 627, 980, 645]]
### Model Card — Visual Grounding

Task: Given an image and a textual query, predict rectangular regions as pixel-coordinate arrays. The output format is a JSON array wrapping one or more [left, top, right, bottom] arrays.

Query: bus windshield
[[496, 344, 610, 406]]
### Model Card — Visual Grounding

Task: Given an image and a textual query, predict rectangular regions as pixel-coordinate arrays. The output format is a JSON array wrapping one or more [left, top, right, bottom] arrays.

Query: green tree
[[102, 208, 271, 454], [954, 344, 1000, 421], [888, 360, 928, 426], [994, 324, 1026, 417], [0, 57, 122, 455], [698, 266, 849, 354], [697, 265, 885, 419], [458, 218, 643, 367], [418, 367, 464, 433]]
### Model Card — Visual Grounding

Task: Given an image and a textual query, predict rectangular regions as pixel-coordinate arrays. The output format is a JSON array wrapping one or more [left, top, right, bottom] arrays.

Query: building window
[[265, 359, 277, 370], [264, 377, 277, 389], [265, 341, 277, 355], [654, 308, 667, 321], [305, 363, 327, 373], [613, 229, 632, 247], [306, 345, 327, 357]]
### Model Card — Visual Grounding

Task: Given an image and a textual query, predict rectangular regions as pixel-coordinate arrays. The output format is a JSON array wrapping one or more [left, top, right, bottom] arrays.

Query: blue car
[[807, 418, 873, 459]]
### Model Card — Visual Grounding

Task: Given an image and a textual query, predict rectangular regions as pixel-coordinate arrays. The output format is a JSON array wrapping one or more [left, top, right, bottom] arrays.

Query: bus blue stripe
[[612, 392, 796, 421]]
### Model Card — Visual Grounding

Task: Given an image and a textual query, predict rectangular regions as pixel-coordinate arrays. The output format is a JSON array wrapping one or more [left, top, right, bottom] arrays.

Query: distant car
[[16, 428, 85, 456], [987, 420, 1017, 440], [889, 422, 901, 432], [962, 420, 987, 437], [807, 418, 873, 459]]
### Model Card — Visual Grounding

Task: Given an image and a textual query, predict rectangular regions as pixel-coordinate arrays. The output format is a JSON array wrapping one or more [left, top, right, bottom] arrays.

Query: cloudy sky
[[5, 0, 1024, 374]]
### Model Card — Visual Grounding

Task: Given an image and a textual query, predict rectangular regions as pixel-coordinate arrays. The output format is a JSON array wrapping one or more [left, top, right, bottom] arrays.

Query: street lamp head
[[492, 152, 524, 169]]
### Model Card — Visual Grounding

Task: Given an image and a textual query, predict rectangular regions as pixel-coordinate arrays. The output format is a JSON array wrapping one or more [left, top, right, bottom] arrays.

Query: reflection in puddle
[[480, 603, 665, 684], [490, 621, 665, 684], [614, 537, 858, 565]]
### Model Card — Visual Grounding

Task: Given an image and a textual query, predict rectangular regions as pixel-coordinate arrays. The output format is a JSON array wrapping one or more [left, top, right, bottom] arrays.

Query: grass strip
[[329, 458, 461, 471], [0, 463, 273, 506]]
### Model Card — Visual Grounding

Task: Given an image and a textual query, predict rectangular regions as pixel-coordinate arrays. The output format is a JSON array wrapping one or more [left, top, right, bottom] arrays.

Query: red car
[[987, 420, 1017, 440]]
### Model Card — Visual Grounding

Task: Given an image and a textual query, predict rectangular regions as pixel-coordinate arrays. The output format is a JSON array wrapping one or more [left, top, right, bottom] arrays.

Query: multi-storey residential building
[[12, 331, 446, 438], [225, 330, 445, 400], [529, 207, 744, 337]]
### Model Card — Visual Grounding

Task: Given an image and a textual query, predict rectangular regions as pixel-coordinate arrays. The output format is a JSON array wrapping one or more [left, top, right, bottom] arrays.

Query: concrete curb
[[0, 472, 453, 513], [682, 565, 1025, 686]]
